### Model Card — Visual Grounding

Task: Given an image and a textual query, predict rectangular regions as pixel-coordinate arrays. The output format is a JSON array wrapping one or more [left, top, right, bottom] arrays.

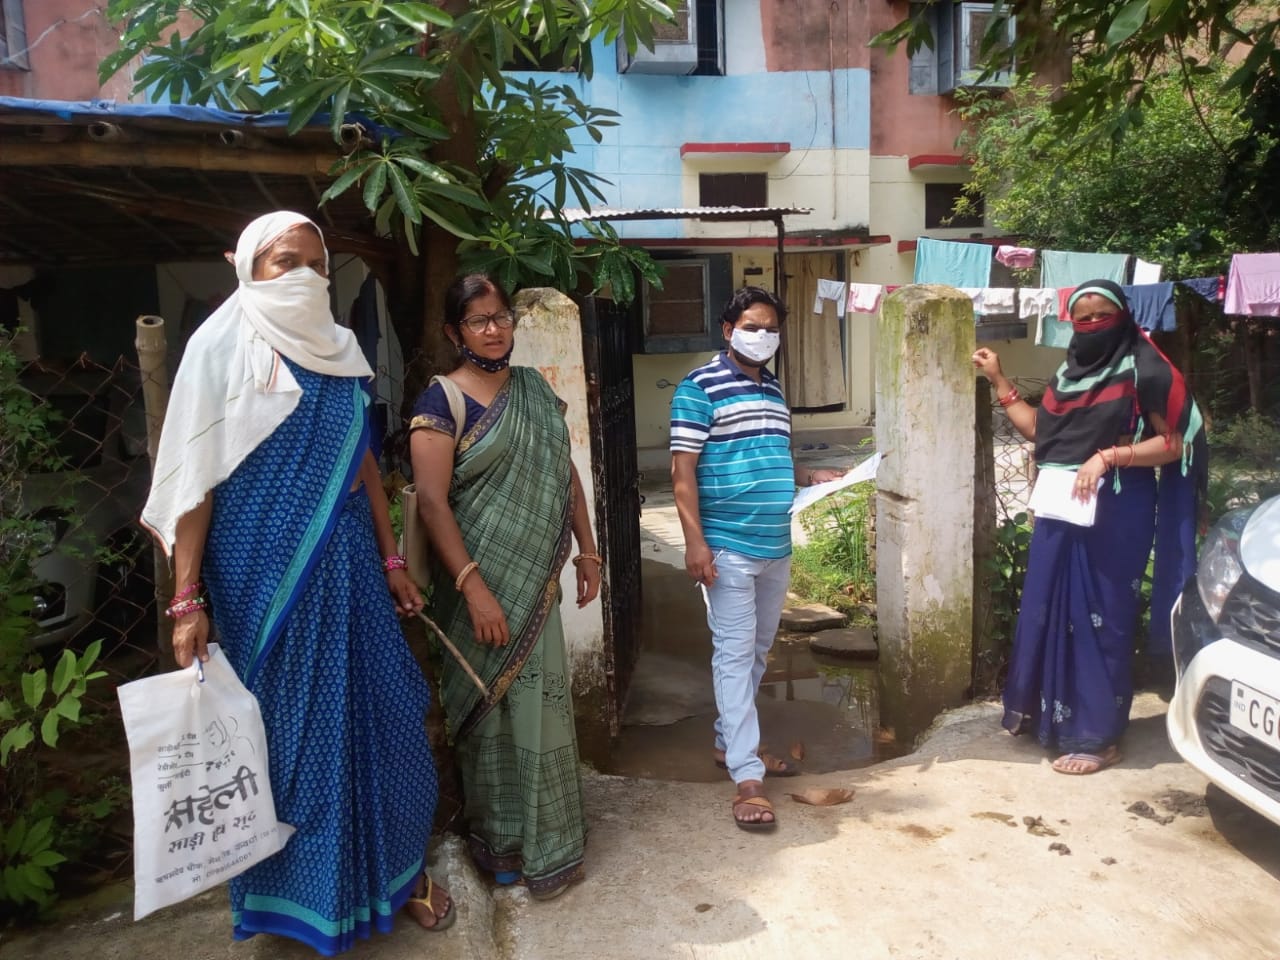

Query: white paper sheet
[[790, 452, 884, 516], [1028, 468, 1104, 526]]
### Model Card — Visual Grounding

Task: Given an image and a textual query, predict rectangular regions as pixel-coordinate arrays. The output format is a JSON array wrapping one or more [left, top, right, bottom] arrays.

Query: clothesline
[[807, 239, 1279, 345]]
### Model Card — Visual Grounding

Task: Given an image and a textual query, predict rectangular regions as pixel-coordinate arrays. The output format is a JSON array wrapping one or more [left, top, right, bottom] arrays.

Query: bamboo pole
[[135, 315, 174, 658], [0, 141, 340, 176]]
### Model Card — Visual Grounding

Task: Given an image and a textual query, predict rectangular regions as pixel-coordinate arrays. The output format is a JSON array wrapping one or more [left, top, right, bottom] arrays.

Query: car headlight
[[1197, 506, 1253, 621]]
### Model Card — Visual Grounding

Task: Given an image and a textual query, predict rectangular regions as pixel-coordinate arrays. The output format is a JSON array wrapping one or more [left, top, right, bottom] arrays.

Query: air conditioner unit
[[937, 2, 1015, 94], [617, 0, 711, 75]]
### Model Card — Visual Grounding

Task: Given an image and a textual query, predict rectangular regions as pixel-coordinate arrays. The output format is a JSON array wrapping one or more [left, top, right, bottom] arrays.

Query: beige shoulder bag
[[401, 375, 466, 590]]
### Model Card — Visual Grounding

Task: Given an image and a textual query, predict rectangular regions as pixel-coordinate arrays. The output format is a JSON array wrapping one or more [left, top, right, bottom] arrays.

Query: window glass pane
[[698, 173, 768, 208]]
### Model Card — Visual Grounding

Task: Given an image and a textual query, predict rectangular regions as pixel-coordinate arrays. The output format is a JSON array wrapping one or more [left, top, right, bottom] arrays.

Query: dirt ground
[[3, 693, 1278, 960]]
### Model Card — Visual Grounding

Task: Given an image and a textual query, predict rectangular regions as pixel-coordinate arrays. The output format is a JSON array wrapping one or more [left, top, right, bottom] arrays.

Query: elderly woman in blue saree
[[973, 279, 1206, 775], [409, 274, 601, 901], [141, 212, 454, 954]]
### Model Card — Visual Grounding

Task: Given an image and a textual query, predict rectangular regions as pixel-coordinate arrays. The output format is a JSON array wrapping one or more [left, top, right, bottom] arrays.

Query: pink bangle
[[171, 581, 202, 603], [383, 555, 408, 573], [165, 597, 207, 619]]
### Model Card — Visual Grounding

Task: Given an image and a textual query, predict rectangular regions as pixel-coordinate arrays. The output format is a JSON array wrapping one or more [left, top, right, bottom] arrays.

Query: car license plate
[[1230, 681, 1280, 752]]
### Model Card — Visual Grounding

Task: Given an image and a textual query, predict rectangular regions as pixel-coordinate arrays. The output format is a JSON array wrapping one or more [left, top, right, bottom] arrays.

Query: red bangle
[[383, 555, 408, 573], [997, 386, 1020, 408]]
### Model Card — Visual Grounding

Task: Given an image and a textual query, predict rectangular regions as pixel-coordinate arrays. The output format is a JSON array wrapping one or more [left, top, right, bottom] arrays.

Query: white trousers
[[702, 549, 792, 785]]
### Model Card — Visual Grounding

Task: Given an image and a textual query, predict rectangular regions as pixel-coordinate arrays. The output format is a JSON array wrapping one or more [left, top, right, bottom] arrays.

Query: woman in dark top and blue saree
[[973, 279, 1206, 775], [409, 274, 600, 900], [142, 212, 454, 954]]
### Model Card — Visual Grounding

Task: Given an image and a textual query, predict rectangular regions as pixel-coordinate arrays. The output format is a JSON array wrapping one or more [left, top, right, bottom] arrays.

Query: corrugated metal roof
[[548, 205, 812, 223]]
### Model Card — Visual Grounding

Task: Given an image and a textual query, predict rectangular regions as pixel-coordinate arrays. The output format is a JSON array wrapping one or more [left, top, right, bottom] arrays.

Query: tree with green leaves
[[101, 0, 671, 372]]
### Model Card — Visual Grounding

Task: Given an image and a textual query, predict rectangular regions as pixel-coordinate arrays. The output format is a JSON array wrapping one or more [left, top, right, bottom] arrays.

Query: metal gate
[[579, 295, 643, 733]]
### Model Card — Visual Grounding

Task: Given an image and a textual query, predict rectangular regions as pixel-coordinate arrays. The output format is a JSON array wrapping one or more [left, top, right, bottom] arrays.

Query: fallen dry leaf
[[789, 740, 806, 762], [788, 787, 854, 806]]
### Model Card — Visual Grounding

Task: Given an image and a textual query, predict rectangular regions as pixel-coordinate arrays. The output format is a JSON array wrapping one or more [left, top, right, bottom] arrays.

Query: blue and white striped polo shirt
[[669, 351, 794, 559]]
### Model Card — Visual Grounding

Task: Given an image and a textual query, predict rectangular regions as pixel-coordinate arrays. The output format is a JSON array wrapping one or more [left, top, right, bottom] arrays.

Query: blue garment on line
[[203, 360, 436, 956], [1121, 282, 1176, 332], [1177, 277, 1220, 303], [912, 237, 992, 287]]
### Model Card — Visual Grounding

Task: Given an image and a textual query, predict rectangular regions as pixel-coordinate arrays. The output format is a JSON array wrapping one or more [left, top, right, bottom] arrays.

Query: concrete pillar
[[874, 285, 976, 743], [509, 289, 608, 743]]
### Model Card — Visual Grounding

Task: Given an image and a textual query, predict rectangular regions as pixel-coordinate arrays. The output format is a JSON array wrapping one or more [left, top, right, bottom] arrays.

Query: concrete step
[[779, 602, 847, 632], [807, 626, 878, 660]]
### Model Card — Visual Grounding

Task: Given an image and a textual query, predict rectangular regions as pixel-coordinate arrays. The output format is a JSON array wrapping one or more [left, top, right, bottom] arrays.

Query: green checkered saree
[[428, 366, 586, 892]]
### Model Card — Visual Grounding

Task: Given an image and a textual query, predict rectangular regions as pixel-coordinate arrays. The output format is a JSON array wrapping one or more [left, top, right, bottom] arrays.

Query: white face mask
[[730, 327, 781, 363]]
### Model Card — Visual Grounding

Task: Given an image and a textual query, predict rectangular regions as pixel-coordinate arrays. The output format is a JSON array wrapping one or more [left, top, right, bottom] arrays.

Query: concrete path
[[5, 694, 1278, 960]]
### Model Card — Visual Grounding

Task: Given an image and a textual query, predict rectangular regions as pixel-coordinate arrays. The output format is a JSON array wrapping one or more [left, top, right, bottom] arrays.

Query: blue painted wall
[[508, 39, 870, 239]]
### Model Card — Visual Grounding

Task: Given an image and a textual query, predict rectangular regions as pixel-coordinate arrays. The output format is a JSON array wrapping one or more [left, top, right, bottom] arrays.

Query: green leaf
[[320, 161, 372, 204], [39, 709, 60, 749], [363, 162, 389, 212], [0, 722, 34, 766], [0, 699, 13, 722], [54, 696, 82, 724], [1105, 0, 1149, 46], [29, 851, 66, 868], [383, 2, 454, 31], [51, 648, 75, 696], [20, 669, 46, 709], [19, 817, 52, 856], [387, 164, 423, 224], [4, 817, 26, 858]]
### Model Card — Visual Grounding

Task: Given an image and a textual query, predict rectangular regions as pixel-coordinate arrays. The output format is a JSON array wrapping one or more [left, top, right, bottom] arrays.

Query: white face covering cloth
[[141, 211, 374, 554], [730, 327, 781, 363]]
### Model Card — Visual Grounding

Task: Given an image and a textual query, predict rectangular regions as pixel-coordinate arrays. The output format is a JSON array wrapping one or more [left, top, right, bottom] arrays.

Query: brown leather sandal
[[732, 783, 778, 832]]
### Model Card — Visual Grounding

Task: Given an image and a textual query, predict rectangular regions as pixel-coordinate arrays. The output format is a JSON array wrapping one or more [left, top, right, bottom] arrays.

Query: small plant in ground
[[975, 511, 1034, 695], [791, 484, 875, 615]]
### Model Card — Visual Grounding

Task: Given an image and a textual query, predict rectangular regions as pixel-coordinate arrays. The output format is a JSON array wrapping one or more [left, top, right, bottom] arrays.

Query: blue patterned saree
[[203, 360, 437, 956]]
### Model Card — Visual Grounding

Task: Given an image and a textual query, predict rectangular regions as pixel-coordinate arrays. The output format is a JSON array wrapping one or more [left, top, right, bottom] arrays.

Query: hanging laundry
[[1176, 277, 1222, 303], [996, 245, 1037, 270], [1121, 282, 1176, 332], [1224, 253, 1280, 317], [813, 278, 847, 317], [1017, 287, 1057, 321], [913, 237, 992, 287], [1033, 286, 1077, 348], [1132, 258, 1164, 284], [1038, 251, 1130, 348], [976, 288, 1016, 315], [847, 283, 883, 313]]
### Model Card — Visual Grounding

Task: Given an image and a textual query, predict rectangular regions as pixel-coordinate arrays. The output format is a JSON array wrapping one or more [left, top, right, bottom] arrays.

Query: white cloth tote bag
[[118, 643, 293, 919]]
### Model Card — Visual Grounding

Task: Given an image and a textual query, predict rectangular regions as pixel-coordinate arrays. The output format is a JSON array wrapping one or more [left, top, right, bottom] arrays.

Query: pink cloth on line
[[847, 283, 883, 313], [1057, 286, 1077, 321], [1224, 253, 1280, 317], [996, 245, 1037, 269]]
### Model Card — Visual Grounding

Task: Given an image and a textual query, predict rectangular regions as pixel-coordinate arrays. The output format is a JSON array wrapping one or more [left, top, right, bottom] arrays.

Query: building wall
[[0, 0, 136, 100]]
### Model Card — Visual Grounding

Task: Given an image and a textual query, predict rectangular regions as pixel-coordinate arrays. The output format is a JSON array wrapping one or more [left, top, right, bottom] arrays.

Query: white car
[[1168, 494, 1280, 825]]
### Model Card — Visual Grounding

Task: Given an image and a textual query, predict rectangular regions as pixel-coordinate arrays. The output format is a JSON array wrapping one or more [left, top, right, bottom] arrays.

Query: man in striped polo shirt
[[670, 286, 843, 831]]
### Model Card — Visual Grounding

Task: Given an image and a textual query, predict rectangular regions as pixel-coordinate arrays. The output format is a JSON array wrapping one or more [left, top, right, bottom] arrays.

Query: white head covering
[[141, 212, 374, 554]]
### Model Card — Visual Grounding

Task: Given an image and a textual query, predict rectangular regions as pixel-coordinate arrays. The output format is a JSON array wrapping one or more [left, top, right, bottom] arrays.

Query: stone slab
[[807, 626, 879, 660], [779, 602, 847, 632]]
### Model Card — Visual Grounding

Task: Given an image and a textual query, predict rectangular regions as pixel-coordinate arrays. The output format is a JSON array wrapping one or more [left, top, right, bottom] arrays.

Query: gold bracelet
[[572, 552, 603, 567], [454, 560, 480, 591]]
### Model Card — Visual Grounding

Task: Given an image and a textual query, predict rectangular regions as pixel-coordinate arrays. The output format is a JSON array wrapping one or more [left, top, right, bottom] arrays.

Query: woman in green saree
[[409, 274, 600, 900]]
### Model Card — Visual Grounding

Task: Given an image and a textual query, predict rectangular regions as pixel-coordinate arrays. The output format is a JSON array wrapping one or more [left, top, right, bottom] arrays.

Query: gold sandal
[[405, 874, 456, 932]]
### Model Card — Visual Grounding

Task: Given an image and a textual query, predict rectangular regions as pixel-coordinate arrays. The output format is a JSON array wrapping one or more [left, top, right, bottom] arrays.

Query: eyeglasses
[[459, 310, 516, 333]]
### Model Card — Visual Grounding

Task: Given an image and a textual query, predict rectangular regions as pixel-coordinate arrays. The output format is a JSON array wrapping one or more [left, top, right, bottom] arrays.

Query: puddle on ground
[[599, 560, 908, 782]]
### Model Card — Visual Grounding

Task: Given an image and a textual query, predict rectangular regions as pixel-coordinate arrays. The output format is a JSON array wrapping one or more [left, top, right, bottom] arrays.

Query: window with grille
[[698, 173, 768, 208]]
